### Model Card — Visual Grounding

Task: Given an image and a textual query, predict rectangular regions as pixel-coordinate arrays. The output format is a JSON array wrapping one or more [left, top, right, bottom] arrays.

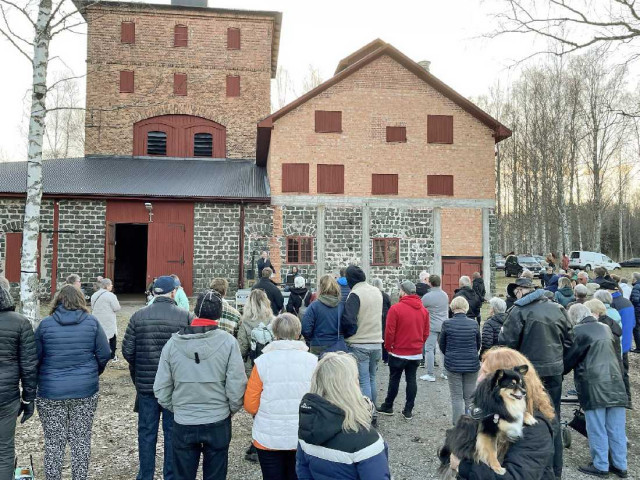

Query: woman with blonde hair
[[450, 347, 556, 479], [297, 352, 391, 479], [302, 274, 345, 356]]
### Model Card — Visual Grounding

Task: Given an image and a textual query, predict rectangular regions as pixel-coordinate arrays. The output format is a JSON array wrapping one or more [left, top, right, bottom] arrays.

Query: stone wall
[[244, 204, 274, 286], [280, 206, 317, 285], [324, 207, 362, 276]]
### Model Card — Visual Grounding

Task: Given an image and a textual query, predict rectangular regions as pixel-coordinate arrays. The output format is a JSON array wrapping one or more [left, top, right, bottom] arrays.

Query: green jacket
[[148, 287, 190, 311]]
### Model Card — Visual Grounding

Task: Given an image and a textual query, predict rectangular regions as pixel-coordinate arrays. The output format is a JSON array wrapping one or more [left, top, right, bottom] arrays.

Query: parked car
[[569, 251, 621, 272], [505, 255, 543, 277], [620, 258, 640, 268], [495, 254, 506, 271], [533, 255, 548, 269]]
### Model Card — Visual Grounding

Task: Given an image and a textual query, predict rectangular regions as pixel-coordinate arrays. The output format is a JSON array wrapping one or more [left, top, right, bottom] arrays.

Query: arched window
[[193, 133, 213, 157], [147, 131, 167, 156]]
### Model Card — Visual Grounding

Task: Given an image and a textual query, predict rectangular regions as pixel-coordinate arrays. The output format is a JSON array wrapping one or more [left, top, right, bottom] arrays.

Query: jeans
[[423, 331, 442, 375], [172, 417, 231, 480], [446, 370, 478, 425], [541, 375, 563, 478], [348, 345, 382, 405], [257, 449, 297, 480], [137, 393, 174, 480], [381, 356, 420, 413], [0, 400, 19, 480], [585, 407, 627, 472]]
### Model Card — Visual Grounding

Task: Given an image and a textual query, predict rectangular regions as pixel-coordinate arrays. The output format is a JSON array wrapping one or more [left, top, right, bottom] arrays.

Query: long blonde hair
[[310, 352, 372, 432], [242, 289, 273, 324], [480, 347, 555, 421], [318, 274, 340, 297]]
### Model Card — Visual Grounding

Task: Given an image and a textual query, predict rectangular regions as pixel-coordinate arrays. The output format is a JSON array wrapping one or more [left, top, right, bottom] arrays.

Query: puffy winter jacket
[[252, 277, 284, 315], [480, 312, 506, 357], [564, 316, 628, 410], [452, 286, 482, 319], [337, 277, 350, 303], [122, 297, 193, 394], [0, 308, 37, 406], [286, 287, 308, 316], [35, 306, 111, 400], [302, 295, 343, 347], [384, 295, 429, 357], [297, 393, 391, 480], [611, 291, 636, 353], [544, 275, 559, 293], [499, 289, 573, 377], [439, 313, 481, 373], [554, 287, 575, 308], [631, 282, 640, 318], [472, 277, 486, 301]]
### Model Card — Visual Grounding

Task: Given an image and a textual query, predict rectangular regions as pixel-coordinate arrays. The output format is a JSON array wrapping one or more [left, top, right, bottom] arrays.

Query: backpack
[[249, 322, 274, 363]]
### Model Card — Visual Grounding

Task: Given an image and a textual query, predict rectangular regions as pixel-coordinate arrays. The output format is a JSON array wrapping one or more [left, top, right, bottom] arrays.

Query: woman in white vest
[[244, 313, 318, 480], [90, 277, 121, 360]]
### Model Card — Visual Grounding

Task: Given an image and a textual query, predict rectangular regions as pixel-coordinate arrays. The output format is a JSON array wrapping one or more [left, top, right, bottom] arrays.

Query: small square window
[[427, 115, 453, 144], [174, 73, 187, 96], [315, 111, 342, 133], [287, 236, 313, 264], [120, 70, 134, 93], [372, 174, 398, 195], [227, 27, 240, 49], [427, 175, 454, 196], [386, 126, 406, 143], [226, 75, 240, 97], [174, 25, 188, 47], [282, 164, 309, 193], [372, 238, 400, 266], [121, 22, 135, 44]]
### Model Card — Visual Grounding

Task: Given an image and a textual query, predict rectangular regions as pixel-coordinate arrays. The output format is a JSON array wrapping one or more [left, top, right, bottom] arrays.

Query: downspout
[[238, 203, 245, 289], [50, 200, 59, 297]]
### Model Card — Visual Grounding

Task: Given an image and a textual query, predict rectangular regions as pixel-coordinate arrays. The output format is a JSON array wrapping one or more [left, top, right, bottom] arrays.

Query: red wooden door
[[105, 222, 115, 280], [442, 257, 483, 299]]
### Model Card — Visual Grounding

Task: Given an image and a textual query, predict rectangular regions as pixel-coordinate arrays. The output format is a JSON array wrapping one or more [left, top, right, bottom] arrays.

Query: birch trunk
[[575, 167, 583, 250], [20, 0, 52, 326], [618, 157, 624, 260]]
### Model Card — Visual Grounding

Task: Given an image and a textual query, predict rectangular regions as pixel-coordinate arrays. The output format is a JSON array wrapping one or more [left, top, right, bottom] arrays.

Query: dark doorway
[[114, 224, 148, 294]]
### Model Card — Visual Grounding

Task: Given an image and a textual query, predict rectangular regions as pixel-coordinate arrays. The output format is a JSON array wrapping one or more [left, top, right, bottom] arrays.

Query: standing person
[[257, 251, 273, 279], [371, 278, 391, 364], [148, 275, 190, 311], [566, 284, 589, 308], [416, 270, 431, 297], [619, 277, 632, 300], [420, 274, 448, 382], [451, 276, 482, 324], [546, 252, 557, 270], [0, 278, 37, 480], [337, 267, 350, 303], [90, 277, 121, 360], [341, 266, 383, 409], [554, 277, 575, 307], [66, 273, 82, 289], [122, 276, 194, 480], [35, 285, 111, 480], [631, 272, 640, 353], [377, 281, 429, 420], [244, 314, 317, 480], [586, 299, 624, 364], [499, 277, 573, 479], [592, 267, 608, 286], [201, 278, 242, 337], [154, 293, 247, 480], [286, 276, 308, 317], [577, 270, 589, 286], [562, 253, 570, 271], [301, 274, 343, 356], [479, 297, 507, 357], [252, 268, 284, 316], [297, 352, 391, 480], [565, 305, 629, 478], [439, 296, 480, 425], [471, 272, 486, 303]]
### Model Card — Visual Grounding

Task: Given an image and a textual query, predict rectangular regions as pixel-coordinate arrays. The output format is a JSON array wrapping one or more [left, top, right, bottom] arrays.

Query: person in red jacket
[[377, 280, 430, 420]]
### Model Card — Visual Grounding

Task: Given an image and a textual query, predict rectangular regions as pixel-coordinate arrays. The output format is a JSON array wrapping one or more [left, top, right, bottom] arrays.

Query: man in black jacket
[[256, 250, 273, 279], [0, 278, 37, 480], [499, 277, 573, 479], [252, 267, 284, 316], [122, 276, 193, 480], [451, 276, 482, 323]]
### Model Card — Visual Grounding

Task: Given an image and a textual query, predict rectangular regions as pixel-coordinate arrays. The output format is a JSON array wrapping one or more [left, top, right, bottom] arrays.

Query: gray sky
[[0, 0, 541, 160]]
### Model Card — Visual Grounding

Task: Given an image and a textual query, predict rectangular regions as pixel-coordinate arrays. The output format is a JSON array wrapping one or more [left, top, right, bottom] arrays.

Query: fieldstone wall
[[244, 204, 274, 286], [280, 206, 317, 285], [324, 207, 363, 277]]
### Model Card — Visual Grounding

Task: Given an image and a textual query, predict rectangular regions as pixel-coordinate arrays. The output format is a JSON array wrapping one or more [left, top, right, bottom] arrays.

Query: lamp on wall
[[144, 202, 153, 223]]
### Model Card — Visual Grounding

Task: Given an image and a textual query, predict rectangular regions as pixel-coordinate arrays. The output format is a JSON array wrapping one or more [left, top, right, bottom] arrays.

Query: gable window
[[174, 25, 188, 47], [317, 164, 344, 194], [147, 131, 167, 156], [282, 163, 309, 193], [287, 236, 313, 264], [427, 115, 453, 144], [386, 126, 406, 143], [372, 174, 398, 195], [315, 111, 342, 133], [174, 73, 187, 96], [227, 27, 240, 49], [121, 21, 135, 44], [226, 75, 240, 97], [119, 70, 134, 93], [193, 133, 213, 157], [427, 175, 454, 196], [372, 238, 400, 266]]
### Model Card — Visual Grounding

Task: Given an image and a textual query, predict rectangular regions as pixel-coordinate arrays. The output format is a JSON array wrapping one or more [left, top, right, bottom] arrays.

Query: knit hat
[[345, 265, 366, 288], [195, 291, 222, 321], [153, 276, 177, 295], [398, 280, 417, 295]]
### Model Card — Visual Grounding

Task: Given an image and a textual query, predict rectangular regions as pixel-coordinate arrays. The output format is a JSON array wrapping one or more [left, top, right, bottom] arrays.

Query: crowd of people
[[0, 259, 638, 480]]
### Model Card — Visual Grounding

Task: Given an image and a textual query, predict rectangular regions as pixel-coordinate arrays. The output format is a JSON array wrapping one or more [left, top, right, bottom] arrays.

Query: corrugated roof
[[0, 157, 270, 201]]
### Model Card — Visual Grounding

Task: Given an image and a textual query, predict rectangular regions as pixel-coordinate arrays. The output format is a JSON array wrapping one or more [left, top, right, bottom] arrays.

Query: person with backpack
[[302, 274, 344, 356], [244, 313, 318, 480], [286, 276, 308, 317]]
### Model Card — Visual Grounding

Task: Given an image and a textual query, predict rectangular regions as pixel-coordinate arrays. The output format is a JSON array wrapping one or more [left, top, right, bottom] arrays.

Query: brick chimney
[[171, 0, 207, 7]]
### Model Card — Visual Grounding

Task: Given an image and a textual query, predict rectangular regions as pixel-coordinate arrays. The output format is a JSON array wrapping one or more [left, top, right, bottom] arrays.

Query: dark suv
[[505, 255, 543, 277]]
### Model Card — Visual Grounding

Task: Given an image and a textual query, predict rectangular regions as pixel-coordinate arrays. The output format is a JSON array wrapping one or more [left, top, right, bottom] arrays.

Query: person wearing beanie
[[377, 281, 430, 420], [154, 290, 247, 480]]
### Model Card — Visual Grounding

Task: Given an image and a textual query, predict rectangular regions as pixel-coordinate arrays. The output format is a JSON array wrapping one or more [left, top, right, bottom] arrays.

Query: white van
[[569, 251, 621, 272]]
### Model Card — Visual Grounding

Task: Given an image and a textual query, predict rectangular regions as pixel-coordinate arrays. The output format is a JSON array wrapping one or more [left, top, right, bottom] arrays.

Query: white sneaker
[[440, 373, 448, 380], [420, 374, 436, 382], [112, 355, 119, 363]]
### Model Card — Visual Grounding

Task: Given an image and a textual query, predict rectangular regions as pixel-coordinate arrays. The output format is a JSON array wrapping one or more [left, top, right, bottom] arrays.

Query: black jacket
[[439, 313, 481, 373], [458, 412, 555, 480], [416, 282, 430, 298], [472, 277, 486, 302], [452, 286, 482, 319], [381, 291, 391, 327], [286, 287, 308, 316], [122, 297, 193, 394], [256, 258, 273, 278], [252, 277, 284, 316], [564, 316, 628, 410], [499, 289, 573, 377], [631, 282, 640, 318], [0, 309, 37, 406], [480, 312, 506, 357]]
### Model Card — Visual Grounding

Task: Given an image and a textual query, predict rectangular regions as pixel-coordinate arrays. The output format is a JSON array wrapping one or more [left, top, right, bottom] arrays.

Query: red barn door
[[442, 257, 483, 299]]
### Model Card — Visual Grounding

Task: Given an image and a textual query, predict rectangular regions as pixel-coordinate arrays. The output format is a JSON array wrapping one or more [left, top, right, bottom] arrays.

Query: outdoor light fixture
[[145, 202, 154, 223]]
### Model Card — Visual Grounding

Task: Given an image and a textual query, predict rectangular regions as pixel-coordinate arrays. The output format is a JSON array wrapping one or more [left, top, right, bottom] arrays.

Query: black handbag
[[568, 408, 588, 438]]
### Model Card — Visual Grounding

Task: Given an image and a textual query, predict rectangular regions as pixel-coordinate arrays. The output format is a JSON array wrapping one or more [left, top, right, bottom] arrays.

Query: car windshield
[[518, 256, 537, 263]]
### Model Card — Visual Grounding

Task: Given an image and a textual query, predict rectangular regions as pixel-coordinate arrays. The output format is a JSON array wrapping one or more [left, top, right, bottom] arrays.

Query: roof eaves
[[334, 38, 387, 75]]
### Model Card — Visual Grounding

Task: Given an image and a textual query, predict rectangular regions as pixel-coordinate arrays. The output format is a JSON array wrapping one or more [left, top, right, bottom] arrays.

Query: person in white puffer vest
[[244, 313, 318, 480]]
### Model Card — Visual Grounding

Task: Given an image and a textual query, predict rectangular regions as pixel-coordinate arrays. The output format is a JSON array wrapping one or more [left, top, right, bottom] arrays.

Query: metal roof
[[0, 157, 270, 201]]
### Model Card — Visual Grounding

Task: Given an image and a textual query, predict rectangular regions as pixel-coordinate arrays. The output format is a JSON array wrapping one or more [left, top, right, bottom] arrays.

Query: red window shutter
[[226, 75, 240, 97], [174, 73, 187, 96], [427, 115, 453, 144], [174, 25, 188, 47], [227, 27, 240, 49], [315, 111, 342, 133], [282, 163, 309, 193], [427, 175, 454, 196], [317, 164, 344, 194], [121, 21, 135, 43], [119, 70, 134, 93], [4, 232, 41, 282], [386, 126, 406, 143], [372, 174, 398, 195]]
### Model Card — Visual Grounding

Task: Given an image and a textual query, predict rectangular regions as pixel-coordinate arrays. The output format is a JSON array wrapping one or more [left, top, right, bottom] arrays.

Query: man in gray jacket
[[420, 274, 449, 382], [154, 292, 247, 480]]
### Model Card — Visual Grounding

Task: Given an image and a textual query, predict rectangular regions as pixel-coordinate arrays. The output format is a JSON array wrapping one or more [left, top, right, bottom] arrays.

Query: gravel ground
[[14, 301, 640, 479]]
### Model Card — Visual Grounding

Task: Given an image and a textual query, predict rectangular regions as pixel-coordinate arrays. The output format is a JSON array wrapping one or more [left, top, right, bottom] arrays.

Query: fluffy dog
[[438, 365, 535, 477]]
